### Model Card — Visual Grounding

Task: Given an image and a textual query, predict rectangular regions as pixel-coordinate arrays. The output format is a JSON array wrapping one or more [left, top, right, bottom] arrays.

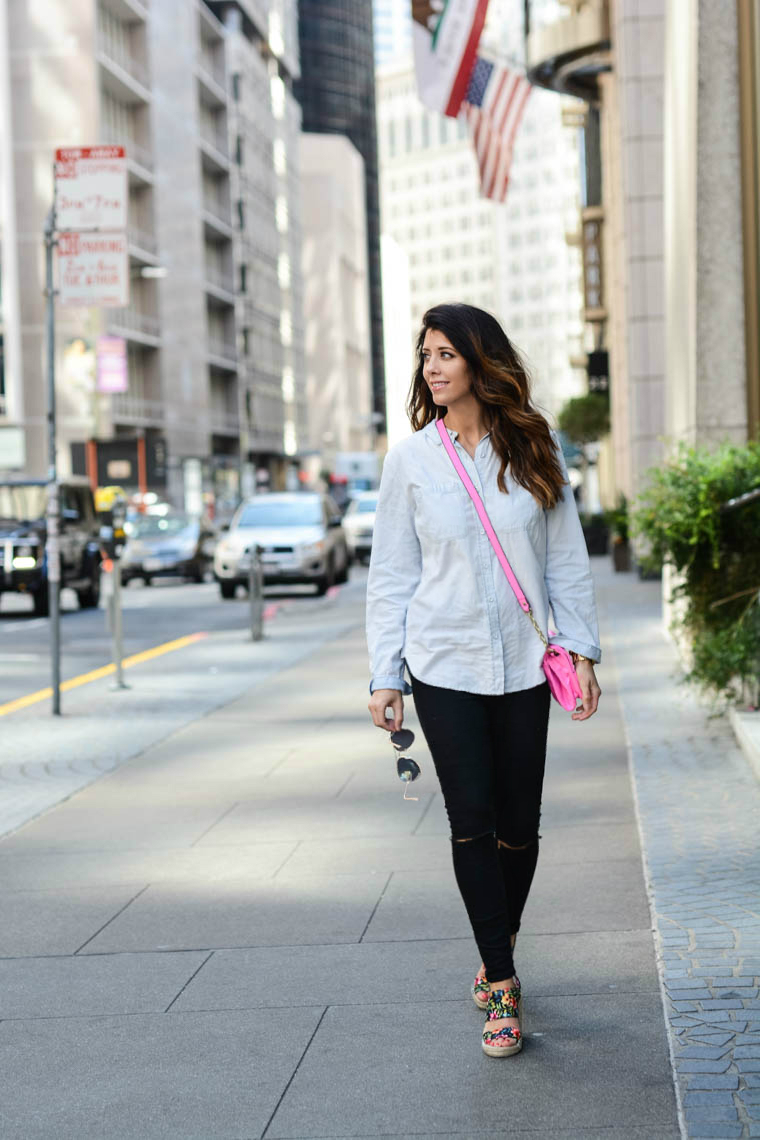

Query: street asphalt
[[0, 558, 756, 1137]]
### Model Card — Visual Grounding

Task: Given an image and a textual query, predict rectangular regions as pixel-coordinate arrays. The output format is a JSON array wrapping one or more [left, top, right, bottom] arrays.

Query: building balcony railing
[[198, 51, 226, 92], [203, 196, 232, 228], [199, 122, 229, 161], [100, 133, 154, 173], [107, 305, 161, 339], [208, 337, 237, 360], [204, 264, 235, 295], [97, 26, 150, 91], [208, 409, 240, 435], [127, 224, 158, 256], [111, 393, 165, 426]]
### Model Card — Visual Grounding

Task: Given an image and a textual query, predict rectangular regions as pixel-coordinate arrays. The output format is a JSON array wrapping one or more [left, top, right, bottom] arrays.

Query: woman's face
[[421, 329, 472, 407]]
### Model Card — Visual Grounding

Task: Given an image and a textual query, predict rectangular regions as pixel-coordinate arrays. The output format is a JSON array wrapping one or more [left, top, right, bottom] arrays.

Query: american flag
[[461, 57, 532, 202]]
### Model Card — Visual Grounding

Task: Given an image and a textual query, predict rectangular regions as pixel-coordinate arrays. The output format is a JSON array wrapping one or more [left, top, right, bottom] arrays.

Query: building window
[[239, 264, 247, 293], [237, 199, 245, 229], [242, 327, 250, 355], [388, 120, 397, 156], [235, 135, 243, 165], [232, 73, 241, 101], [273, 138, 287, 176], [422, 115, 430, 147], [405, 115, 413, 151]]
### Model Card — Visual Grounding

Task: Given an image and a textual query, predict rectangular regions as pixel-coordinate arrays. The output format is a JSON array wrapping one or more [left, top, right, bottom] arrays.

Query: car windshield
[[132, 514, 197, 538], [356, 498, 378, 513], [0, 484, 47, 521], [237, 500, 323, 528]]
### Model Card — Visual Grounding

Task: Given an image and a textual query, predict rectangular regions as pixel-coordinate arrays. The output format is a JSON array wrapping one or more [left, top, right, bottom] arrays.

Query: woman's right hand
[[368, 688, 404, 733]]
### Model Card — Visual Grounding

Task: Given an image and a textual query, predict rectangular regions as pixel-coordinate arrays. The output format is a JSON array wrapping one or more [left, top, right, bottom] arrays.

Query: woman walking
[[366, 303, 601, 1058]]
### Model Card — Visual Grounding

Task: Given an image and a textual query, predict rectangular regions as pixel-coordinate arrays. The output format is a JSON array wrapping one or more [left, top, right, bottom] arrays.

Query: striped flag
[[461, 57, 532, 202], [411, 0, 490, 117]]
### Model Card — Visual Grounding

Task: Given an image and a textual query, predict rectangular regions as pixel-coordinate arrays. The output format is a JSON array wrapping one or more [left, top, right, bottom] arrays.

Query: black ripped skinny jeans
[[410, 673, 551, 982]]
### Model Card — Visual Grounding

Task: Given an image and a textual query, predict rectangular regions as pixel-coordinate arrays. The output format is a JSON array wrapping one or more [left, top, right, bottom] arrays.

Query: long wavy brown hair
[[407, 303, 566, 509]]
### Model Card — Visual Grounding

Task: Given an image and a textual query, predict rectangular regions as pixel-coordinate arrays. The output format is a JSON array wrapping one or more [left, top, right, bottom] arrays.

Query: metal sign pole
[[248, 544, 263, 641], [43, 200, 61, 716]]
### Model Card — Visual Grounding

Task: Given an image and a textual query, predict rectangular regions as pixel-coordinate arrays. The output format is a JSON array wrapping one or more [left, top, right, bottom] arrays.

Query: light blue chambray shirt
[[366, 419, 601, 696]]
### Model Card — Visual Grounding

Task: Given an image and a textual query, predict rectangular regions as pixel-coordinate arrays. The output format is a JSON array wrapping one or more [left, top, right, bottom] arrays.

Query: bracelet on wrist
[[570, 652, 594, 665]]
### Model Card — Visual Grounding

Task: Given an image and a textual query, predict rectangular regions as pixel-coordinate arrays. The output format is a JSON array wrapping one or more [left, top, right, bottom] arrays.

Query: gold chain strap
[[527, 607, 549, 650]]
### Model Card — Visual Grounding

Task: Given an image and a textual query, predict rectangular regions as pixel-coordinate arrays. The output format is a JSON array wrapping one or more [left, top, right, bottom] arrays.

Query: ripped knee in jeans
[[495, 834, 540, 850]]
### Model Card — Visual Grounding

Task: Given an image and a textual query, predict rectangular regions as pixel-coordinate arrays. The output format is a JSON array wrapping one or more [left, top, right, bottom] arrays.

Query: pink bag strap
[[436, 418, 548, 649]]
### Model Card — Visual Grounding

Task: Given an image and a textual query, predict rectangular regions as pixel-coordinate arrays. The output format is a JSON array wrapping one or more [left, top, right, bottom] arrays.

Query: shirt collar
[[425, 419, 490, 447]]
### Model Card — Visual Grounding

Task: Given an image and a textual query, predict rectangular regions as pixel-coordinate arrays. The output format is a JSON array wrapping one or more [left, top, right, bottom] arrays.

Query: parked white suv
[[213, 492, 350, 598], [342, 491, 378, 564]]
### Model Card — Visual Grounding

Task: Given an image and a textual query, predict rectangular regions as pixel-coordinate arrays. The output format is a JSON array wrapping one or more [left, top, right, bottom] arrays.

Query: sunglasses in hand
[[388, 726, 421, 800]]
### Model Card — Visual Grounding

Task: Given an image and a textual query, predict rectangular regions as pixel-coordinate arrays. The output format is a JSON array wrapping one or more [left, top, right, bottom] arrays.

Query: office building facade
[[296, 0, 386, 434], [0, 0, 305, 508]]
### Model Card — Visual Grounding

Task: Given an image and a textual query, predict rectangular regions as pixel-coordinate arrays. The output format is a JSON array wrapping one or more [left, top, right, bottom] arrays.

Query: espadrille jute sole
[[481, 994, 523, 1058]]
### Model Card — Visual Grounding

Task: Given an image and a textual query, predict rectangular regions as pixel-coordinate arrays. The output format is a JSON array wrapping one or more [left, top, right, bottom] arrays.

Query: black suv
[[0, 478, 102, 616]]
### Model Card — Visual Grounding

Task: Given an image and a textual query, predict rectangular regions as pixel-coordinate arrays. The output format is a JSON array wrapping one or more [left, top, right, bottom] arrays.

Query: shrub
[[557, 392, 610, 446], [632, 441, 760, 703]]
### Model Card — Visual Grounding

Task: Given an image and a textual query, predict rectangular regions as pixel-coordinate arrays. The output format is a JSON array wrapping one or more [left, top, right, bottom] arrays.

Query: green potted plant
[[604, 494, 631, 572], [632, 441, 760, 705], [557, 391, 611, 555]]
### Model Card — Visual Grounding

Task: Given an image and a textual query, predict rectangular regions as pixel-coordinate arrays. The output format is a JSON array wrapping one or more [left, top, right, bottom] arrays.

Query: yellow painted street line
[[0, 632, 208, 718]]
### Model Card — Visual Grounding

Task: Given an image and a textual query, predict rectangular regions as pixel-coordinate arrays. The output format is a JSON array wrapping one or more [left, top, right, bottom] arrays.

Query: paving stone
[[736, 1046, 760, 1058], [673, 1001, 700, 1012], [264, 993, 677, 1137], [690, 1034, 736, 1047], [701, 999, 745, 1010], [686, 1124, 742, 1138], [0, 1007, 324, 1139], [0, 951, 209, 1019], [747, 1074, 760, 1086], [677, 1046, 732, 1060], [694, 968, 735, 977], [684, 1107, 739, 1123], [738, 1060, 760, 1072], [739, 1088, 760, 1104], [78, 872, 389, 954], [683, 1091, 737, 1105], [669, 988, 713, 1000], [687, 1075, 740, 1090], [676, 1059, 732, 1073], [666, 978, 715, 991]]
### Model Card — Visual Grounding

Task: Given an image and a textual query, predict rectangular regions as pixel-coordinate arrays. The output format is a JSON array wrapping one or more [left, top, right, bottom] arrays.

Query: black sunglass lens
[[390, 728, 415, 751], [397, 757, 421, 783]]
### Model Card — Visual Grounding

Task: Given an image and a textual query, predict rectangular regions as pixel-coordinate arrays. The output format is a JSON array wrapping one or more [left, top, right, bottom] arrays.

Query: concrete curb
[[729, 707, 760, 784]]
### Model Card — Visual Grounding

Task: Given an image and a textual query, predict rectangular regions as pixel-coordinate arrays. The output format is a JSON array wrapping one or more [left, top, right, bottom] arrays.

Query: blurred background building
[[296, 0, 387, 440], [0, 0, 308, 509], [299, 132, 374, 477], [526, 0, 760, 506]]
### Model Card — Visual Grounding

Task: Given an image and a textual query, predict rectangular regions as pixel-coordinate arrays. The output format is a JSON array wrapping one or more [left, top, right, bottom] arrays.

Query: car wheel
[[219, 580, 236, 599], [314, 557, 334, 597], [77, 570, 101, 609], [32, 585, 50, 617], [143, 575, 152, 587]]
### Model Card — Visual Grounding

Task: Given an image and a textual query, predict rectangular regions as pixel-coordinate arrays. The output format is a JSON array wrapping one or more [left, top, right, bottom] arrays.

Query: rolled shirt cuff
[[369, 673, 413, 695], [548, 637, 601, 664]]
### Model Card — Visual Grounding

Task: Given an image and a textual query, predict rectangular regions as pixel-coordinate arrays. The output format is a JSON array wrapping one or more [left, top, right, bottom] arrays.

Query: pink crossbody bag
[[436, 418, 583, 712]]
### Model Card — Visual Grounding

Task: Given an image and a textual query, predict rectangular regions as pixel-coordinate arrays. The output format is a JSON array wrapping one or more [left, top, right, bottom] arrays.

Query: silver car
[[213, 492, 350, 598], [342, 491, 378, 564]]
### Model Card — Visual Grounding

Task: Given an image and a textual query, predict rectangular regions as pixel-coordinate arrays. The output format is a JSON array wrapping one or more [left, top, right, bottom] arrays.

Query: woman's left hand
[[572, 660, 601, 722]]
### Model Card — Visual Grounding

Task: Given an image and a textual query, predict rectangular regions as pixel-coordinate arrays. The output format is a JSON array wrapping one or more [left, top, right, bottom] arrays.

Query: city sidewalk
[[0, 558, 753, 1138]]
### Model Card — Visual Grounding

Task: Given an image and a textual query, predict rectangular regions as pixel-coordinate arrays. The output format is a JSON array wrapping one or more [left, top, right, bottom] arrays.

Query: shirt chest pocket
[[413, 482, 470, 542]]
